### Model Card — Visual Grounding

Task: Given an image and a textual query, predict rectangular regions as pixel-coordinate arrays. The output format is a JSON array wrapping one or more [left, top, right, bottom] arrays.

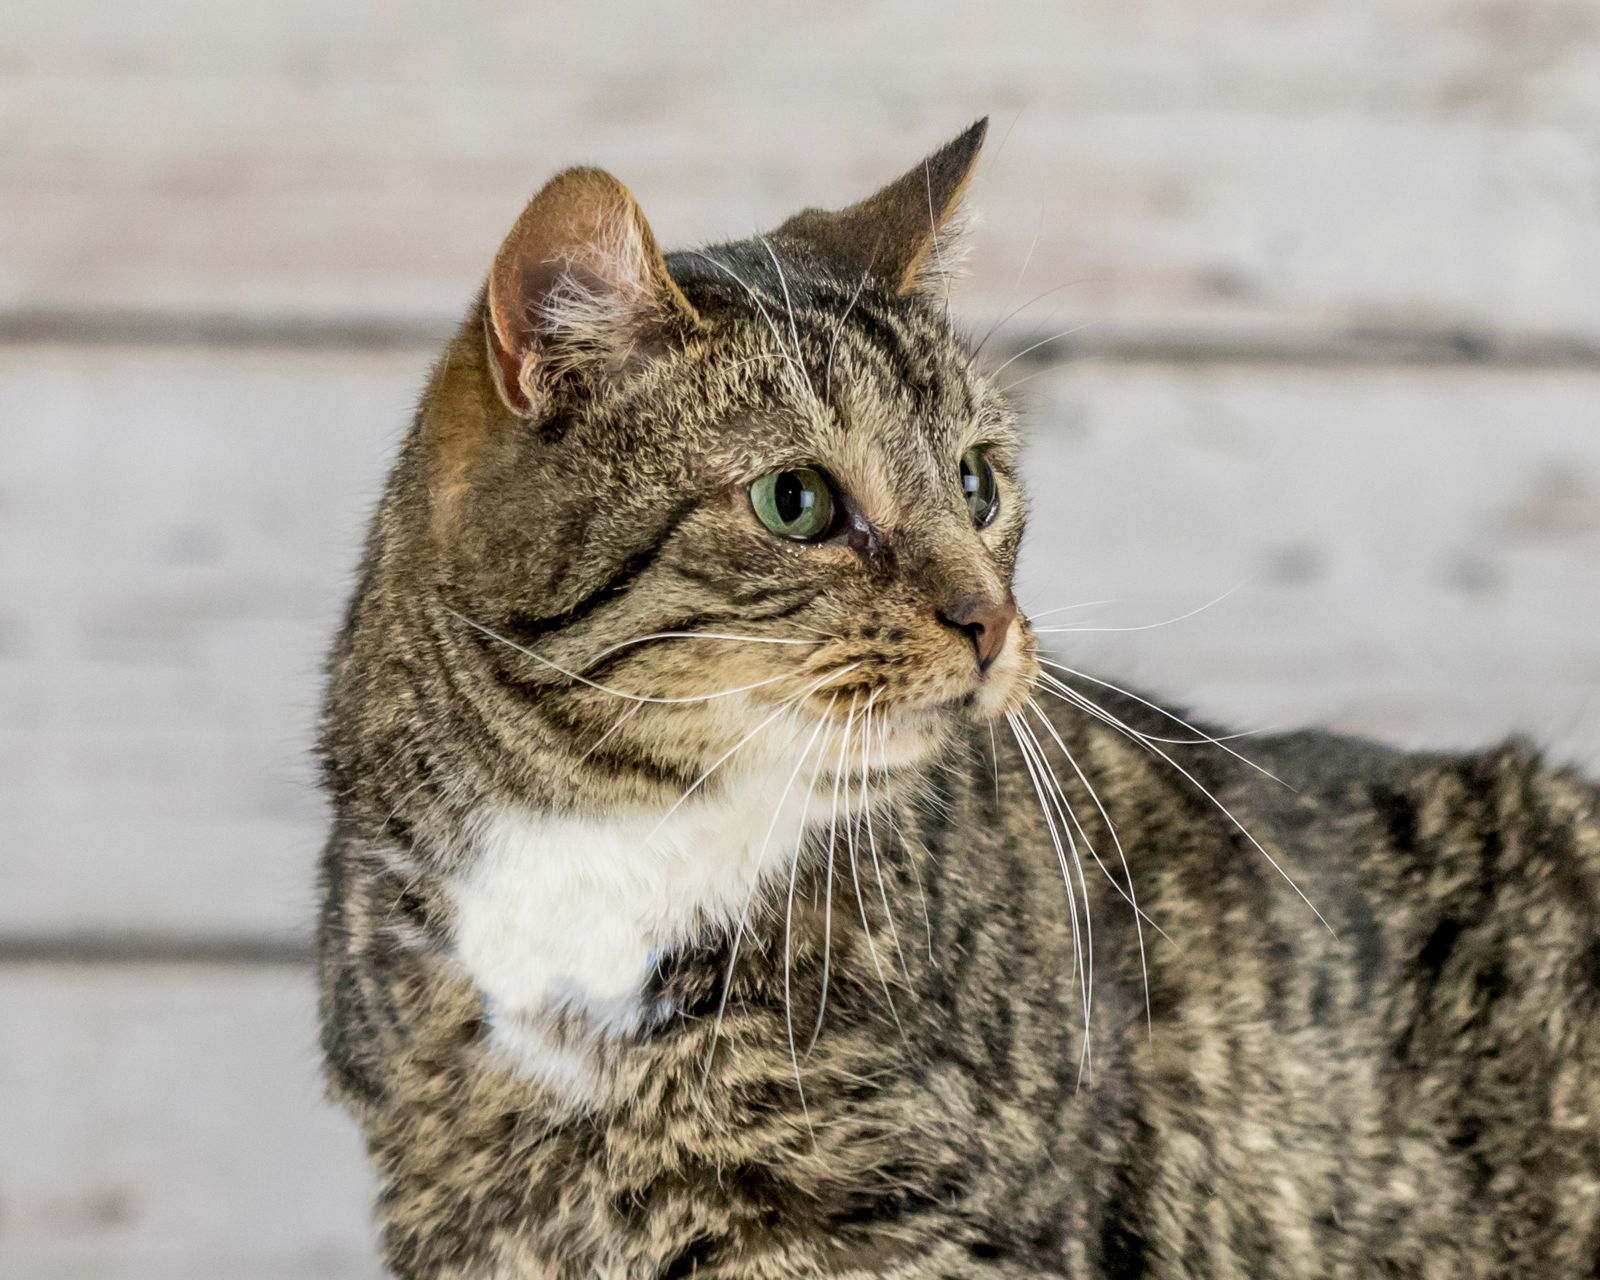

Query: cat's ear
[[484, 167, 698, 415], [776, 119, 987, 297]]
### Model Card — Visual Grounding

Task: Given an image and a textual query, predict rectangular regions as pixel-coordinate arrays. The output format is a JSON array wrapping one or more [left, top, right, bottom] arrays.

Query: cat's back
[[940, 694, 1600, 1273], [968, 691, 1600, 1275]]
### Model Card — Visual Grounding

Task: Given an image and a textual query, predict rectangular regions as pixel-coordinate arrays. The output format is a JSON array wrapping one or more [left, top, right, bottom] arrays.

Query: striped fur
[[317, 129, 1600, 1277]]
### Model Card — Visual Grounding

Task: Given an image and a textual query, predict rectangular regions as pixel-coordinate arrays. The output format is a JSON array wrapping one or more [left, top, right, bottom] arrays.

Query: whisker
[[704, 704, 833, 1085], [575, 700, 644, 765], [686, 250, 815, 402], [807, 691, 860, 1054], [854, 703, 905, 970], [582, 630, 823, 665], [921, 155, 954, 321], [1023, 698, 1170, 943], [443, 608, 797, 705], [1041, 674, 1333, 935], [755, 235, 811, 391], [986, 718, 1002, 806], [783, 692, 842, 1134], [1038, 659, 1291, 790], [1023, 598, 1120, 622], [876, 712, 934, 960], [971, 279, 1080, 365], [1029, 580, 1249, 635], [824, 266, 872, 407], [1025, 697, 1157, 1036], [641, 664, 860, 844], [1006, 717, 1087, 1003], [847, 693, 907, 1044], [987, 320, 1097, 382], [1010, 711, 1094, 1080]]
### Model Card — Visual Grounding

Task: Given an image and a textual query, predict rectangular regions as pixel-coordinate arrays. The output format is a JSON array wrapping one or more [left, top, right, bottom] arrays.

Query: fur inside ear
[[775, 119, 987, 296], [485, 168, 697, 415]]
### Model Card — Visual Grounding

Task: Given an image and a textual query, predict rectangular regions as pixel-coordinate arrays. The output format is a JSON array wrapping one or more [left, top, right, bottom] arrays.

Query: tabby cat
[[317, 121, 1600, 1278]]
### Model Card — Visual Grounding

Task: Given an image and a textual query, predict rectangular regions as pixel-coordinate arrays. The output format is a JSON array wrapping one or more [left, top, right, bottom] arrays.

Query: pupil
[[776, 472, 810, 522]]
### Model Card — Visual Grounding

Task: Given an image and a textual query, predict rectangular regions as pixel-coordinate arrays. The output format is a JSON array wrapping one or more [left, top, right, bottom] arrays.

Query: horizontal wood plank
[[4, 0, 1600, 339], [1, 346, 1596, 943], [0, 965, 380, 1280]]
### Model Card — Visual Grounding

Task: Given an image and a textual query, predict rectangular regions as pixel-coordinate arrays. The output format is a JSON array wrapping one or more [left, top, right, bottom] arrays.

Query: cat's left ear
[[485, 167, 698, 416], [775, 118, 987, 297]]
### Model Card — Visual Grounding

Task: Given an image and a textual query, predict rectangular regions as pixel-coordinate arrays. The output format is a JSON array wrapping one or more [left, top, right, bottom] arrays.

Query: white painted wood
[[0, 346, 421, 937], [1, 346, 1595, 943], [4, 0, 1599, 338], [1015, 360, 1600, 768], [5, 8, 1598, 1268], [0, 965, 380, 1280]]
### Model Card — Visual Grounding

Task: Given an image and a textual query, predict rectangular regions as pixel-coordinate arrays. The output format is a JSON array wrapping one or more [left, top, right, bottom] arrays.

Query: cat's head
[[412, 120, 1036, 789]]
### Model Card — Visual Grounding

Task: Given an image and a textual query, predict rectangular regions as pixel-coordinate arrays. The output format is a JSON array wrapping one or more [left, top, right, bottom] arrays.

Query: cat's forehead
[[670, 240, 999, 454]]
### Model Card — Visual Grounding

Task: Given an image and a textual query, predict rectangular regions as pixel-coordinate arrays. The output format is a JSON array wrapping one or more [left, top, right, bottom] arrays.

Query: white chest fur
[[451, 750, 834, 1096]]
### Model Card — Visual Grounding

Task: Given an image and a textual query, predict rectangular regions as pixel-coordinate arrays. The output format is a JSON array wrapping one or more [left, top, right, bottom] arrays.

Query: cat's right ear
[[775, 119, 987, 297], [484, 168, 698, 416]]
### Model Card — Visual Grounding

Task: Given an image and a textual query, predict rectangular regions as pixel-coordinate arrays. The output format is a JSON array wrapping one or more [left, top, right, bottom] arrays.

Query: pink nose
[[937, 593, 1017, 671]]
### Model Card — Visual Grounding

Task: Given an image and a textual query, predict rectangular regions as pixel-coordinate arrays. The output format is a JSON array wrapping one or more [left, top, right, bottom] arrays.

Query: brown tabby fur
[[317, 122, 1600, 1277]]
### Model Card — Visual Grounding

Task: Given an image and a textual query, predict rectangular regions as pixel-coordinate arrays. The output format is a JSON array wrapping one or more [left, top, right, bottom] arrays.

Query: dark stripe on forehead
[[673, 241, 967, 420], [828, 296, 920, 391]]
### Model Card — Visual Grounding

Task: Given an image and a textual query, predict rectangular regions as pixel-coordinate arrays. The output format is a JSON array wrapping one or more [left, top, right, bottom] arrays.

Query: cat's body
[[317, 124, 1600, 1277]]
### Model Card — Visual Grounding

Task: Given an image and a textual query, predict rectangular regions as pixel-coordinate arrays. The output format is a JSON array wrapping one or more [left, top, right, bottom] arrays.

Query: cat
[[316, 120, 1600, 1278]]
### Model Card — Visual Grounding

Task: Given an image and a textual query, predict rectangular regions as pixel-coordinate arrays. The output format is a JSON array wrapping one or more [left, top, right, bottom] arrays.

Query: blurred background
[[3, 1, 1599, 1275]]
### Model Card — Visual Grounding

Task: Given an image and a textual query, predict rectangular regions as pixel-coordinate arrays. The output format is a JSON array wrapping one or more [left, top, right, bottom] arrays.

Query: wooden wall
[[3, 1, 1598, 1274]]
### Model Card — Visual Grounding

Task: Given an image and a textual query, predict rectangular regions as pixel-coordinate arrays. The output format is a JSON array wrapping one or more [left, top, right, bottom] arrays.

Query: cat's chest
[[450, 760, 824, 1090]]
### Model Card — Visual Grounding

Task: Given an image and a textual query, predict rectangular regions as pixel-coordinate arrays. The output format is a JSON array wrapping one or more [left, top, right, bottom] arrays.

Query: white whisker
[[1025, 697, 1158, 1036], [846, 693, 907, 1044], [575, 700, 644, 765], [686, 250, 815, 403], [807, 691, 860, 1054], [1023, 598, 1120, 622], [1040, 673, 1333, 935], [1029, 580, 1249, 635], [1010, 711, 1094, 1081], [783, 692, 842, 1134], [877, 712, 934, 960], [704, 704, 834, 1085], [1007, 715, 1090, 1085], [582, 630, 823, 665], [755, 235, 811, 394], [824, 266, 872, 407], [641, 664, 860, 845], [971, 279, 1080, 365], [444, 608, 797, 705], [987, 320, 1097, 382], [1038, 659, 1291, 791], [921, 156, 953, 320], [1023, 699, 1169, 939], [856, 698, 908, 976]]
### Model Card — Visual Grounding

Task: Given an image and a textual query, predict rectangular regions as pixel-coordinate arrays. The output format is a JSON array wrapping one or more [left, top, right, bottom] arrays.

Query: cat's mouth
[[783, 614, 1037, 756]]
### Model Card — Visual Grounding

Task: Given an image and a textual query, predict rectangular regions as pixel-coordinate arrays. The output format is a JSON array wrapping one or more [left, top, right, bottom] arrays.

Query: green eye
[[750, 467, 839, 541], [960, 447, 1000, 527]]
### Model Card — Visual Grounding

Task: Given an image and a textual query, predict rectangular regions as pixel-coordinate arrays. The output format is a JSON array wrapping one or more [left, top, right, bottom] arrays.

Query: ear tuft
[[485, 168, 696, 415], [775, 119, 988, 296]]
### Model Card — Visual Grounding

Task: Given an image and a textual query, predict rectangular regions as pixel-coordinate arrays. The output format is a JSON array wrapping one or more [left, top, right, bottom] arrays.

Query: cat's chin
[[866, 706, 955, 770], [868, 682, 1026, 767], [864, 649, 1036, 754]]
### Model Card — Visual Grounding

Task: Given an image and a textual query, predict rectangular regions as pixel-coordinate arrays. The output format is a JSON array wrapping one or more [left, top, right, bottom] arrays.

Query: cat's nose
[[937, 593, 1017, 671]]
